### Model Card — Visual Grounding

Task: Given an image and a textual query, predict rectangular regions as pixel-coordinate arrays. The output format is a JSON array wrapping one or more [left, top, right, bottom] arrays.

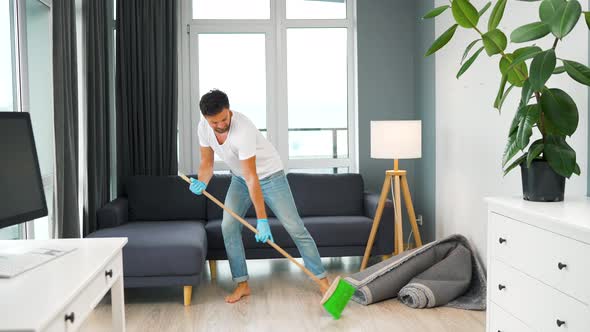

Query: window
[[182, 0, 357, 174], [193, 0, 270, 19], [197, 34, 267, 130], [286, 0, 346, 19], [0, 1, 19, 240], [0, 0, 53, 240], [287, 28, 348, 160], [24, 0, 53, 240]]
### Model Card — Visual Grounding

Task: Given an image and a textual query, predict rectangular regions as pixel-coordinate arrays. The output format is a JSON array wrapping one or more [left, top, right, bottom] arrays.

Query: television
[[0, 112, 48, 229]]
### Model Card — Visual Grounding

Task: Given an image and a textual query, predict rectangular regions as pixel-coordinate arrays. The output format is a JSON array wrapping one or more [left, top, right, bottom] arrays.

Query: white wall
[[434, 0, 589, 260]]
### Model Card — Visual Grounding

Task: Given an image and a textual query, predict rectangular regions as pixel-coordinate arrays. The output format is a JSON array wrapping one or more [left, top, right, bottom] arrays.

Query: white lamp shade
[[370, 120, 422, 159]]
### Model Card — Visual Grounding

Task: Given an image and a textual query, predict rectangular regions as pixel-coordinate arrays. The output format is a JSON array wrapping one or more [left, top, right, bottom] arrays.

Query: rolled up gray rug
[[344, 234, 486, 310], [398, 243, 472, 308]]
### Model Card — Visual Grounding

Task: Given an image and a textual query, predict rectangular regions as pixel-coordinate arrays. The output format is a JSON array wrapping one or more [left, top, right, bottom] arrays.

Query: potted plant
[[423, 0, 590, 202]]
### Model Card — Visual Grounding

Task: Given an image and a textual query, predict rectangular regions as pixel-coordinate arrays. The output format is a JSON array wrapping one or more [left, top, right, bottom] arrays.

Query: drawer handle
[[498, 284, 506, 291], [64, 312, 75, 323], [556, 319, 566, 327], [558, 262, 567, 270], [105, 269, 113, 278], [498, 237, 507, 244]]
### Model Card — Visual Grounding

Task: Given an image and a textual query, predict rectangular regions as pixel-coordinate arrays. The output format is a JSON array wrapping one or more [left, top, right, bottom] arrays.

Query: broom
[[179, 173, 355, 319]]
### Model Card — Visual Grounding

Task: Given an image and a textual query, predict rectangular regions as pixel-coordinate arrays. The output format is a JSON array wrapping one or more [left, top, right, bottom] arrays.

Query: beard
[[214, 126, 229, 134]]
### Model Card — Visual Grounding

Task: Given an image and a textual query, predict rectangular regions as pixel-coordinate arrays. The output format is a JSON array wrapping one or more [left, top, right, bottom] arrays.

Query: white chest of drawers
[[486, 196, 590, 332]]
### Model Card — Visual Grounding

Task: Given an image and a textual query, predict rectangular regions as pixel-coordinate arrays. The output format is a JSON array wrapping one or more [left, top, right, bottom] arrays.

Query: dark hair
[[199, 89, 230, 116]]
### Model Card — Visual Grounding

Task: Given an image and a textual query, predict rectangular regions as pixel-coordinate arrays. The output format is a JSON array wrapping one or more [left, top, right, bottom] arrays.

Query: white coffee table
[[0, 237, 128, 332]]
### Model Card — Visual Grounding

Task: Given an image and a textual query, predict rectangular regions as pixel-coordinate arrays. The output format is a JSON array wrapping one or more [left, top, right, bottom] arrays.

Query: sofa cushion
[[124, 175, 206, 221], [286, 173, 364, 217], [87, 221, 207, 277], [205, 215, 373, 249], [205, 174, 275, 220]]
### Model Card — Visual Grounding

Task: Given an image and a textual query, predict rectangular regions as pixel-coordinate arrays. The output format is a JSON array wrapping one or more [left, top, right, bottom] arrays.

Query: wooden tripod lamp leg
[[401, 174, 423, 247], [360, 174, 391, 271], [393, 174, 404, 255]]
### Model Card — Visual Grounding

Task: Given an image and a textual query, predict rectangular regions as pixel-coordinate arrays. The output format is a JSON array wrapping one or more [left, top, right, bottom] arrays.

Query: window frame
[[178, 0, 358, 174]]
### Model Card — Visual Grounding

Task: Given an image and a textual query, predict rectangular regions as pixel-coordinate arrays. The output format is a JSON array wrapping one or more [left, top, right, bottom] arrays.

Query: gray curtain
[[116, 0, 178, 188], [83, 0, 112, 236], [52, 0, 80, 238]]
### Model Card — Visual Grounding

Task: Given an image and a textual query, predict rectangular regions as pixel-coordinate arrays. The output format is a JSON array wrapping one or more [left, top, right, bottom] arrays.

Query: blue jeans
[[221, 170, 327, 282]]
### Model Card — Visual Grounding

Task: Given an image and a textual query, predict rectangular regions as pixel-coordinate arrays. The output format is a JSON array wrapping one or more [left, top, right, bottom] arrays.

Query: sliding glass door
[[24, 0, 53, 240], [0, 0, 53, 240], [0, 0, 19, 240]]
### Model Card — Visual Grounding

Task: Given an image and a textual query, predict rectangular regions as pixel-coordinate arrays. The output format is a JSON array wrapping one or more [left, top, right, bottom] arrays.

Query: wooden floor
[[80, 256, 485, 332]]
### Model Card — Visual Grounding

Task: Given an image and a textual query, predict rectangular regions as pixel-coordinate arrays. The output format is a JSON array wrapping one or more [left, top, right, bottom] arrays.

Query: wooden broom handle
[[179, 174, 323, 286]]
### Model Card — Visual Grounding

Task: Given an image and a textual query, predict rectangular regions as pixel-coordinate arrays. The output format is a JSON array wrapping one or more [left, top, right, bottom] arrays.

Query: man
[[189, 89, 330, 303]]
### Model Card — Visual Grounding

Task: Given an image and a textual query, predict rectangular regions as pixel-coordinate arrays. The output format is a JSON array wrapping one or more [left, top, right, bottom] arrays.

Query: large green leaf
[[503, 154, 527, 176], [425, 24, 459, 56], [423, 5, 451, 19], [494, 74, 509, 110], [483, 29, 508, 56], [539, 0, 566, 23], [527, 139, 545, 167], [540, 88, 579, 136], [511, 22, 551, 43], [500, 54, 528, 87], [452, 0, 480, 28], [461, 39, 482, 63], [507, 46, 543, 71], [520, 79, 534, 109], [516, 104, 541, 149], [496, 85, 515, 112], [479, 2, 492, 17], [510, 104, 528, 136], [544, 135, 577, 177], [563, 60, 590, 86], [502, 132, 520, 167], [529, 49, 556, 91], [550, 0, 582, 39], [488, 0, 508, 31], [457, 47, 485, 78]]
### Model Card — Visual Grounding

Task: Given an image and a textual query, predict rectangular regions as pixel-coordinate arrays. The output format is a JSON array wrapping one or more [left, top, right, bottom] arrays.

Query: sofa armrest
[[97, 197, 129, 230], [363, 192, 394, 255]]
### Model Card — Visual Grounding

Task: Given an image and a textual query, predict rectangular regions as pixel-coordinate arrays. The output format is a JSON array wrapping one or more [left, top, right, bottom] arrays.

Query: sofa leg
[[209, 260, 217, 280], [184, 286, 192, 306], [381, 254, 392, 261]]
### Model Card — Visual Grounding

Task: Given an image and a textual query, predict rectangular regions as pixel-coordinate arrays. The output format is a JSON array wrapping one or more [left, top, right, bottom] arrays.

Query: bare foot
[[319, 278, 331, 295], [225, 281, 251, 303]]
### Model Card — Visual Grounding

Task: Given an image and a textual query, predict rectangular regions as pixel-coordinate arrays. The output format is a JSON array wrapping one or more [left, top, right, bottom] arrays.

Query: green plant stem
[[471, 26, 529, 82], [536, 38, 558, 148], [535, 91, 545, 140]]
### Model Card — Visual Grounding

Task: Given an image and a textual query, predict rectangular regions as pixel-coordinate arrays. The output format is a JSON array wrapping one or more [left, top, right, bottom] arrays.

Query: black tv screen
[[0, 112, 48, 229]]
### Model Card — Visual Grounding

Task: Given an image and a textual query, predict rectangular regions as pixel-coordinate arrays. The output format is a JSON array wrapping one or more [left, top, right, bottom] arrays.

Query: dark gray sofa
[[87, 173, 394, 305]]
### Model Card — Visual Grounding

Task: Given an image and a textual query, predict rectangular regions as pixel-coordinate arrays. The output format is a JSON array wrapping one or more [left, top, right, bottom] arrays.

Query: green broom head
[[320, 276, 355, 320]]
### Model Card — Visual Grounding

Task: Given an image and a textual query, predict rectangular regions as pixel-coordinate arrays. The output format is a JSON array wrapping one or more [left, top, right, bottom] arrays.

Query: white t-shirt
[[198, 111, 284, 179]]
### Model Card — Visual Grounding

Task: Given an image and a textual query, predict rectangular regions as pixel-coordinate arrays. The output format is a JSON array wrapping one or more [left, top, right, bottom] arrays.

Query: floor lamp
[[360, 120, 424, 271]]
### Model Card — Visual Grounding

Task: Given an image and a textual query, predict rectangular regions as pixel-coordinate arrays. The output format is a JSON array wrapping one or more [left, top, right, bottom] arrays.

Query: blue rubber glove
[[255, 218, 274, 243], [189, 178, 207, 195]]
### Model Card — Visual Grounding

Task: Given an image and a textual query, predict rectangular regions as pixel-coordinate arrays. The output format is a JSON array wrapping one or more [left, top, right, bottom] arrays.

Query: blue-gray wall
[[357, 0, 436, 243], [357, 0, 417, 192], [414, 0, 436, 243]]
